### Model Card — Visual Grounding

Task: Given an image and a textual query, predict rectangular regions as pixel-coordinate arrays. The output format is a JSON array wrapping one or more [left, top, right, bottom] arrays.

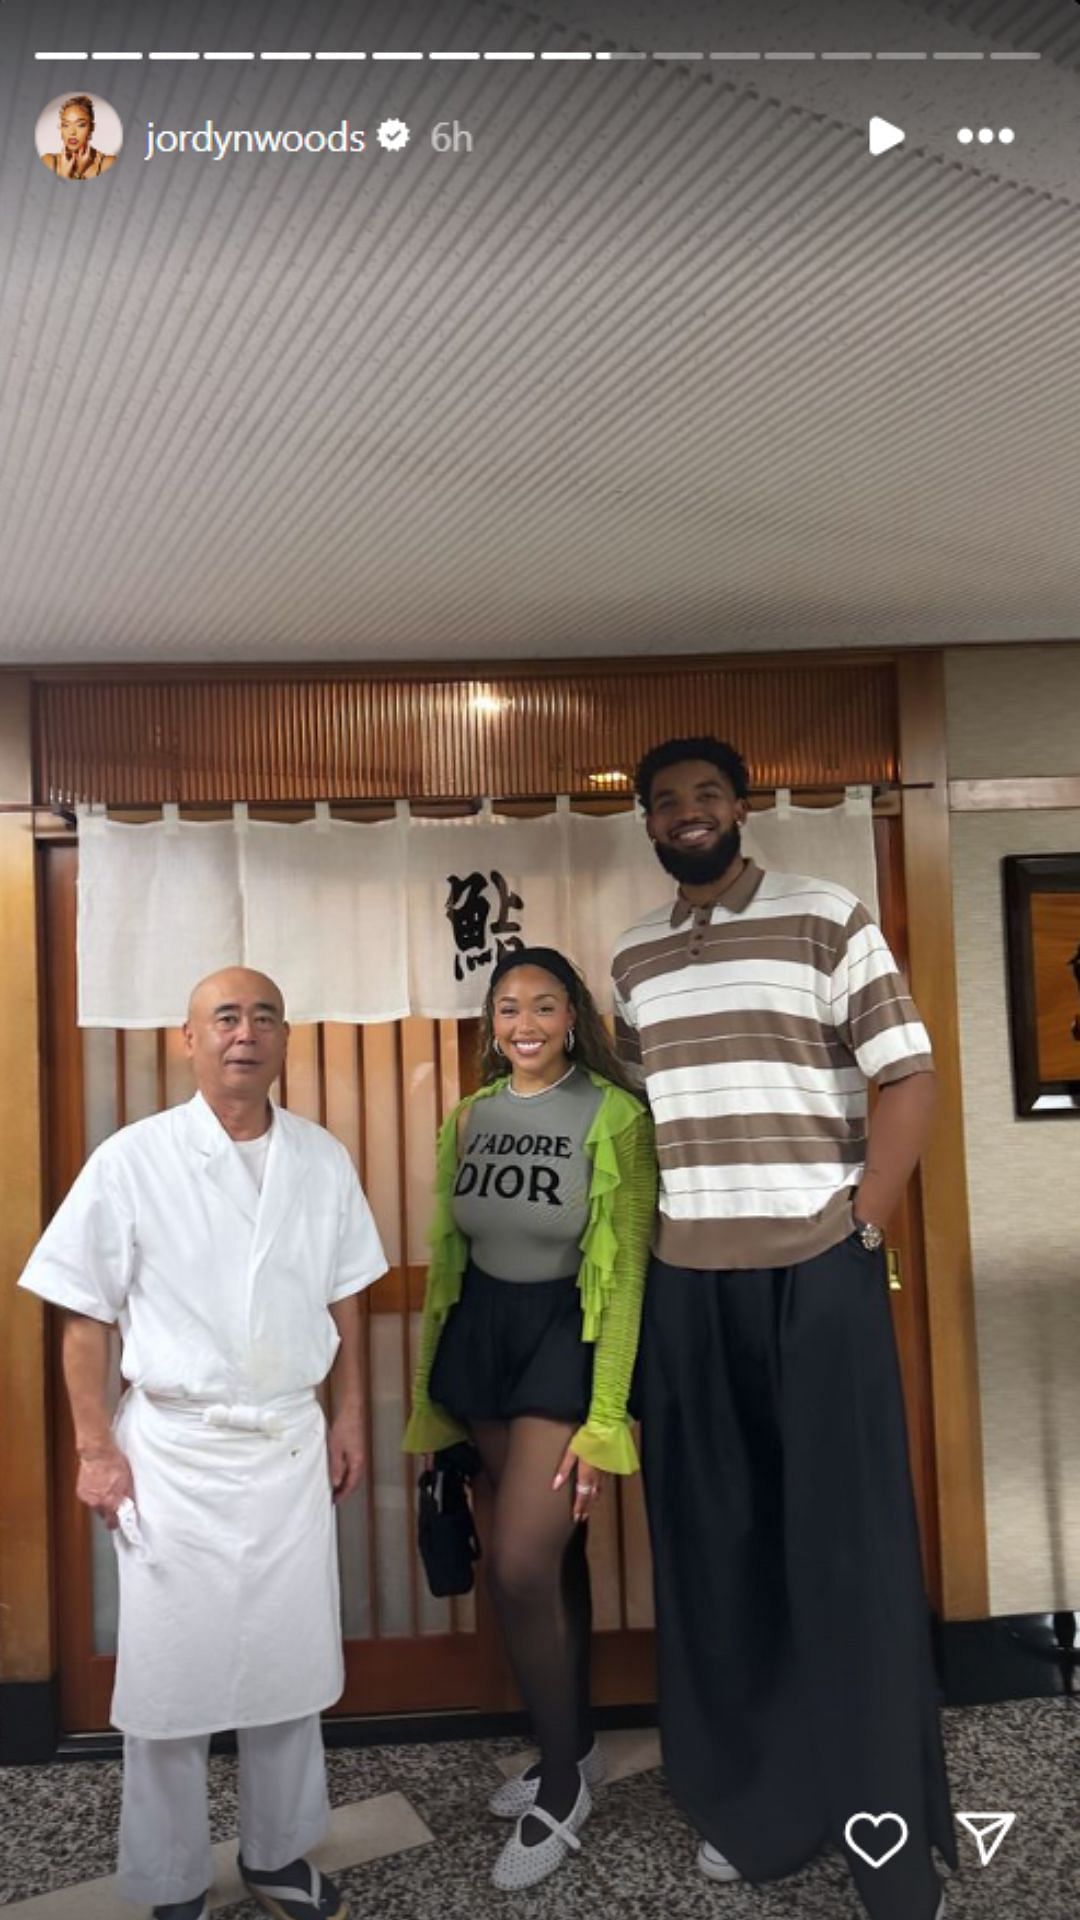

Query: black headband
[[488, 945, 580, 1002]]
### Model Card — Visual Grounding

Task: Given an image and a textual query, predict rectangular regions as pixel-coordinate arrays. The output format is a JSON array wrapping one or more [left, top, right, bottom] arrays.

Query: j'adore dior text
[[454, 1131, 574, 1206]]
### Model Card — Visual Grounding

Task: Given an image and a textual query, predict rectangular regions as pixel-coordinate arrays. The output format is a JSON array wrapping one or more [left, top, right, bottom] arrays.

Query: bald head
[[183, 967, 289, 1120], [187, 967, 286, 1025]]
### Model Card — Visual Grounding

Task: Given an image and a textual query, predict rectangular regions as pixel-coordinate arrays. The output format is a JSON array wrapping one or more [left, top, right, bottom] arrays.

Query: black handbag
[[417, 1444, 482, 1598]]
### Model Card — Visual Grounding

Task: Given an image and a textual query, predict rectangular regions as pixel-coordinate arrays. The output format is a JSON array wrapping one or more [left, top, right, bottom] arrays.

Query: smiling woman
[[403, 944, 655, 1889]]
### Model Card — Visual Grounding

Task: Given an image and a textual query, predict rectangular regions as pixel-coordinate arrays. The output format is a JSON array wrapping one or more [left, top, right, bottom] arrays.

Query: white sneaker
[[697, 1840, 741, 1883], [488, 1740, 605, 1818], [491, 1777, 592, 1890]]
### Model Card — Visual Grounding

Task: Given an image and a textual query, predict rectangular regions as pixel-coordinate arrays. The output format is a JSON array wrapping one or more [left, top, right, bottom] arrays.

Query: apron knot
[[202, 1402, 284, 1437]]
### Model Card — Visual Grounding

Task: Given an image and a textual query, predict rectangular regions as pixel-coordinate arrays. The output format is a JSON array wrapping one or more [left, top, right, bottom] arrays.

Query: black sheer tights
[[472, 1418, 594, 1839]]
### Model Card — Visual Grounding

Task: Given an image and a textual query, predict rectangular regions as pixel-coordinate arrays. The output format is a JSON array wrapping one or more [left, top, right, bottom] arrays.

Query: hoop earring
[[493, 1038, 503, 1056], [565, 1029, 576, 1053]]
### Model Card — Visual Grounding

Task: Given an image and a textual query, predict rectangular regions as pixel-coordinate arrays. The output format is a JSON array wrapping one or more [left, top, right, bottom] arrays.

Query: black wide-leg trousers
[[637, 1238, 956, 1920]]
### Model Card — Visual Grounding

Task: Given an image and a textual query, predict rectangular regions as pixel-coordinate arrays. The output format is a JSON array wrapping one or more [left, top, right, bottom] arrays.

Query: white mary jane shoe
[[491, 1777, 592, 1890], [697, 1840, 741, 1882], [489, 1741, 605, 1818]]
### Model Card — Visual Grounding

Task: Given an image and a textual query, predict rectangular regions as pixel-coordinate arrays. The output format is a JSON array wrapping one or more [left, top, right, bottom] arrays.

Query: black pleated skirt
[[637, 1234, 955, 1920], [429, 1260, 593, 1426]]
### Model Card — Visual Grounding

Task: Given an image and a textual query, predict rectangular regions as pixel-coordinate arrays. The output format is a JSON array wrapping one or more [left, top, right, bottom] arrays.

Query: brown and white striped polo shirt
[[611, 860, 933, 1271]]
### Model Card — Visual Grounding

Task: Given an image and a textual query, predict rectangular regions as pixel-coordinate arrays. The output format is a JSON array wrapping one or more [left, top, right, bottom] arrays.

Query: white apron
[[111, 1385, 343, 1739], [19, 1093, 387, 1739]]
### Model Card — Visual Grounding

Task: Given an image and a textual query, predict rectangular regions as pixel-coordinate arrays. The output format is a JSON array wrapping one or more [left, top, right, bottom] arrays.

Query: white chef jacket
[[19, 1091, 388, 1737], [19, 1091, 387, 1402]]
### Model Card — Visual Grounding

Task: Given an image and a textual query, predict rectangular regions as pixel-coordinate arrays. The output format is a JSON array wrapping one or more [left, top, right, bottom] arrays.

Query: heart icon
[[844, 1812, 910, 1869]]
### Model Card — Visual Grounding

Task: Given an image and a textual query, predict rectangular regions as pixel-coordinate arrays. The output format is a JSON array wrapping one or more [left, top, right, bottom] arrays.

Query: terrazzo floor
[[1, 1702, 1077, 1920]]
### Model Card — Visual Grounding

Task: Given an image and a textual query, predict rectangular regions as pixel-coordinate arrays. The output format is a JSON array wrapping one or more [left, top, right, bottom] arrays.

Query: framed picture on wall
[[1003, 853, 1080, 1117]]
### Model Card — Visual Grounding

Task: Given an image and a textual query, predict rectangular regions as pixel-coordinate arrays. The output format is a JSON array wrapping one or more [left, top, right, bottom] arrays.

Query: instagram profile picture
[[36, 93, 122, 181]]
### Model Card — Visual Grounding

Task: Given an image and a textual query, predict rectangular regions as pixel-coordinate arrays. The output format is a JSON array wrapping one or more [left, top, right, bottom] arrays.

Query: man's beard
[[653, 822, 743, 887]]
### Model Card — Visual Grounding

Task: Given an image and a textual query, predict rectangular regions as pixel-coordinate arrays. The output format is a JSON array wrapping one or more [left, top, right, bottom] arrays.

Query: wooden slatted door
[[41, 844, 656, 1732]]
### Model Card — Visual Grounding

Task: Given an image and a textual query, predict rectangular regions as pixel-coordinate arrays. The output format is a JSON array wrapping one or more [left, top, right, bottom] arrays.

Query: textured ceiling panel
[[0, 0, 1078, 663]]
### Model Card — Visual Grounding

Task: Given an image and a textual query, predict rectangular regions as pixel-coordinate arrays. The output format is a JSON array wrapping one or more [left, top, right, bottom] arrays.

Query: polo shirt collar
[[670, 858, 765, 927]]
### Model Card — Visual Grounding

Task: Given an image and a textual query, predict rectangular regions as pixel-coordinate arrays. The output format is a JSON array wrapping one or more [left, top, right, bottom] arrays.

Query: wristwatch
[[853, 1216, 886, 1251]]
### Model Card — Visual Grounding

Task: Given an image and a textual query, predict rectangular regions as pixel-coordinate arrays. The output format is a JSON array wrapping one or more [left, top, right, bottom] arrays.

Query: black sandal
[[238, 1854, 347, 1920]]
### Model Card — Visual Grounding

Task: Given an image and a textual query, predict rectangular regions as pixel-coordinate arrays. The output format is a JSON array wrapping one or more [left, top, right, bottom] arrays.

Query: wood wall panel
[[0, 677, 52, 1685], [34, 661, 897, 806], [42, 844, 99, 1729]]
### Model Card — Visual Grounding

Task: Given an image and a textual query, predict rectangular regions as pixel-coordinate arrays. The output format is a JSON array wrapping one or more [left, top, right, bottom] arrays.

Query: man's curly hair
[[634, 736, 750, 812]]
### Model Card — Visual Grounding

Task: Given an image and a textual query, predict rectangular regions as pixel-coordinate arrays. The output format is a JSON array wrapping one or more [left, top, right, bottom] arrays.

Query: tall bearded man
[[19, 969, 387, 1920], [613, 738, 954, 1920]]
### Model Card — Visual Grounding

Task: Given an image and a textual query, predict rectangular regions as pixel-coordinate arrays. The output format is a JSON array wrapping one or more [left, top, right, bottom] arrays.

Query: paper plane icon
[[957, 1811, 1017, 1865]]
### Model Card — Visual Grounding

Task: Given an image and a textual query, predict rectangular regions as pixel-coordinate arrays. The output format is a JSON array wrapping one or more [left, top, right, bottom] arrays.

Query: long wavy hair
[[478, 953, 639, 1096]]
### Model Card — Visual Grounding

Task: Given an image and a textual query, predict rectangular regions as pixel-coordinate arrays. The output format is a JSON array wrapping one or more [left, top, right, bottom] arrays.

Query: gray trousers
[[117, 1712, 329, 1905]]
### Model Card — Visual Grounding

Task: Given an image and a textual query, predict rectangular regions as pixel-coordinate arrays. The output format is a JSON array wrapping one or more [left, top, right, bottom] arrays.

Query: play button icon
[[869, 116, 906, 155]]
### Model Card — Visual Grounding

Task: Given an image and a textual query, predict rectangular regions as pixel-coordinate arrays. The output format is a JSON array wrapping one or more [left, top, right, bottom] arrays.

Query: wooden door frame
[[0, 676, 55, 1759], [897, 654, 989, 1620], [874, 814, 942, 1608]]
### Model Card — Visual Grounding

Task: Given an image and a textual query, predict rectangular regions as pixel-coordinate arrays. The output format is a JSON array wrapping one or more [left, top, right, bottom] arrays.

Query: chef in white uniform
[[19, 967, 387, 1920]]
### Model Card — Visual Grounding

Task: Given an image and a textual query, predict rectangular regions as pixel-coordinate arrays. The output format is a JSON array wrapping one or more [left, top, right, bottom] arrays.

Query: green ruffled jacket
[[402, 1071, 657, 1475]]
